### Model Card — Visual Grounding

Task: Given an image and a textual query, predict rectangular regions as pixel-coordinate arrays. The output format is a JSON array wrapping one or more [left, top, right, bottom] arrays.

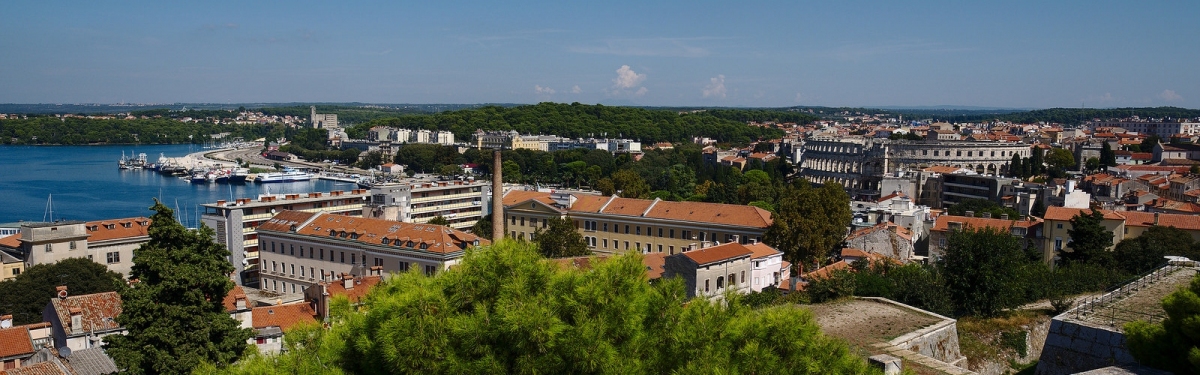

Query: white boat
[[255, 169, 314, 183]]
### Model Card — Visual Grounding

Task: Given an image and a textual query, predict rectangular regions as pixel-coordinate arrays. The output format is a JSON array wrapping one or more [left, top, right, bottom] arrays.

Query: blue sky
[[1, 1, 1196, 108]]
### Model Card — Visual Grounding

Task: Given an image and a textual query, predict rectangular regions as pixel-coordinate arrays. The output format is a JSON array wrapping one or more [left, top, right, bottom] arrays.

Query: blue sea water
[[0, 145, 358, 224]]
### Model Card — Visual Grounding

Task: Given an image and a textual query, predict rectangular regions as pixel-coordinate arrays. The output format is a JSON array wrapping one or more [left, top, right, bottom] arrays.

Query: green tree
[[1192, 165, 1200, 175], [1099, 142, 1116, 168], [438, 164, 464, 177], [0, 258, 123, 325], [612, 169, 651, 199], [206, 240, 876, 374], [1125, 273, 1200, 374], [1113, 225, 1200, 274], [1045, 148, 1076, 170], [533, 216, 590, 258], [356, 150, 385, 169], [472, 213, 493, 238], [105, 201, 252, 374], [1139, 134, 1162, 153], [1029, 147, 1045, 176], [1085, 157, 1100, 173], [764, 180, 852, 284], [427, 215, 450, 226], [1009, 154, 1023, 178], [1062, 210, 1114, 266], [502, 160, 523, 183], [940, 226, 1036, 317]]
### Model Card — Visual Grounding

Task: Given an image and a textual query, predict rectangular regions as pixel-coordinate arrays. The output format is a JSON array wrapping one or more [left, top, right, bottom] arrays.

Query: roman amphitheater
[[799, 137, 1032, 192]]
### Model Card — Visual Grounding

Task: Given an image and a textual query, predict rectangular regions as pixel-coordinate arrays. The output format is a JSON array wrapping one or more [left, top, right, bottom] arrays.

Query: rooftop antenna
[[43, 194, 54, 222]]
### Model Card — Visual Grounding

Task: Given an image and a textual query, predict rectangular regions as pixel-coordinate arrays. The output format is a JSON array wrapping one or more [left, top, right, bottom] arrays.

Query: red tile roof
[[257, 211, 487, 255], [0, 235, 19, 250], [1043, 207, 1126, 222], [745, 242, 781, 260], [222, 285, 246, 312], [643, 253, 666, 279], [931, 215, 1041, 232], [0, 326, 34, 359], [804, 260, 850, 280], [323, 275, 382, 303], [49, 291, 122, 333], [251, 303, 316, 331], [84, 217, 150, 242], [0, 361, 70, 375], [681, 242, 753, 266], [504, 192, 773, 229]]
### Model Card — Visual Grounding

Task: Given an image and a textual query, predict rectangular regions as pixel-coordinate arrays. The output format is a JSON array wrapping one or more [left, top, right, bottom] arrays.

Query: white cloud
[[534, 85, 555, 95], [702, 74, 726, 99], [635, 87, 648, 97], [613, 65, 646, 89], [571, 85, 582, 94], [1160, 89, 1183, 102]]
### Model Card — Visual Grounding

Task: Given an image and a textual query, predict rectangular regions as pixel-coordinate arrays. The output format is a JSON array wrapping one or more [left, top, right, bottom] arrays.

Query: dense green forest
[[346, 102, 787, 144], [0, 117, 286, 145]]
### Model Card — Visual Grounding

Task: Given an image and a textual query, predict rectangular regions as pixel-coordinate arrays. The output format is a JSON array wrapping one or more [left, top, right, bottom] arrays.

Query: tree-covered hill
[[347, 102, 786, 144]]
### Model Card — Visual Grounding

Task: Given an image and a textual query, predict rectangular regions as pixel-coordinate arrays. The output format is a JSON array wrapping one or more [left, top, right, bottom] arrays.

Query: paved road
[[202, 147, 371, 174]]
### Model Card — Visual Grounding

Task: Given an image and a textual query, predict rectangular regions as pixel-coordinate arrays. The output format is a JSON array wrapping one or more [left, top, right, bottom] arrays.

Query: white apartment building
[[364, 178, 492, 230], [200, 189, 370, 287]]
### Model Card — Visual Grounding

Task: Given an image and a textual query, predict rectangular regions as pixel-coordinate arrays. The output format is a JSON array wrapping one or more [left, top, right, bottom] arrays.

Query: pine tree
[[1009, 154, 1023, 178], [1062, 210, 1114, 266], [1029, 147, 1045, 176], [1099, 142, 1117, 168], [765, 180, 852, 284], [104, 201, 252, 374]]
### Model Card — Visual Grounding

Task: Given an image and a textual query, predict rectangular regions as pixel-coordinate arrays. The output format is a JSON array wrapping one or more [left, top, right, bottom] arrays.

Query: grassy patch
[[957, 310, 1048, 369]]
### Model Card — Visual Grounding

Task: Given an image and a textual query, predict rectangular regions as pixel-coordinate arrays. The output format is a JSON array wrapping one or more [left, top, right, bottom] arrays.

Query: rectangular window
[[705, 279, 710, 292], [299, 247, 304, 258], [399, 261, 409, 272], [272, 261, 277, 272], [290, 264, 295, 275], [351, 253, 356, 265], [425, 265, 437, 276], [669, 229, 675, 239], [624, 241, 630, 250], [624, 225, 630, 234], [45, 244, 51, 252], [658, 244, 663, 253], [511, 216, 516, 225], [320, 249, 324, 260], [683, 230, 691, 240], [301, 267, 306, 277], [636, 226, 642, 235], [521, 217, 525, 226], [658, 228, 663, 237], [341, 252, 345, 263], [669, 246, 674, 255], [106, 252, 120, 264], [530, 218, 538, 227], [603, 239, 608, 248], [290, 245, 294, 256], [70, 241, 76, 250], [1055, 238, 1063, 250]]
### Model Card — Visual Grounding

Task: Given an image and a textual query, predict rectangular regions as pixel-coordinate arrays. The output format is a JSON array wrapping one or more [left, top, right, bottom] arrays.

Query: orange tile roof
[[251, 303, 316, 331], [642, 253, 665, 279], [680, 242, 753, 266], [84, 217, 150, 242], [502, 190, 556, 206], [323, 275, 382, 303], [49, 291, 122, 333], [568, 195, 613, 213], [745, 242, 781, 260], [222, 285, 246, 312], [931, 215, 1041, 232], [640, 200, 772, 228], [0, 235, 19, 249], [599, 198, 654, 217], [258, 211, 487, 255], [0, 361, 70, 375], [840, 248, 869, 259], [923, 165, 969, 174], [804, 260, 850, 280], [0, 326, 34, 359], [1043, 207, 1125, 222]]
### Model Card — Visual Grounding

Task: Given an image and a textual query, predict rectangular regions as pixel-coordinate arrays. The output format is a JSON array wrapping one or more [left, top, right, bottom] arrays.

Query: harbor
[[0, 144, 362, 222]]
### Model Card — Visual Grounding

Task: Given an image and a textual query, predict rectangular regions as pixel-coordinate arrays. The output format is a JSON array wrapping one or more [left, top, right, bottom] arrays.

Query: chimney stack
[[369, 266, 383, 276], [492, 150, 504, 242], [343, 274, 354, 290], [56, 285, 68, 300], [1154, 212, 1160, 225], [964, 211, 974, 218]]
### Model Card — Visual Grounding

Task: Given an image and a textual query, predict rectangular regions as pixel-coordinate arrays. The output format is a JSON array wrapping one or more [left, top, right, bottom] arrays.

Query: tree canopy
[[204, 240, 876, 374], [946, 198, 1020, 220], [105, 201, 252, 374], [764, 180, 852, 278], [1113, 225, 1200, 274], [0, 258, 123, 325], [1063, 210, 1114, 266], [940, 227, 1039, 317], [532, 216, 591, 258]]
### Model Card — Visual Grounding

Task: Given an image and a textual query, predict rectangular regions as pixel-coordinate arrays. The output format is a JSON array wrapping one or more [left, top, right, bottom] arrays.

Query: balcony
[[412, 202, 481, 214], [411, 192, 479, 204], [243, 239, 259, 248], [299, 203, 364, 214]]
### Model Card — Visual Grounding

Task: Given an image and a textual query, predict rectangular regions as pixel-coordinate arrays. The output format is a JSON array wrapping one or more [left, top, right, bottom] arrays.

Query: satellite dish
[[58, 347, 72, 358], [57, 290, 68, 299]]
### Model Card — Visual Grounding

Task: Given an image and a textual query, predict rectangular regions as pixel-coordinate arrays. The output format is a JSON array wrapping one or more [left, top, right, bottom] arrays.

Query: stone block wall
[[1034, 319, 1134, 375]]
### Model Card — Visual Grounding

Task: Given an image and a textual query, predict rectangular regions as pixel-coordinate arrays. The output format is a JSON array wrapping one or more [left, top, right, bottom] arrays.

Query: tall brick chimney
[[492, 150, 504, 242]]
